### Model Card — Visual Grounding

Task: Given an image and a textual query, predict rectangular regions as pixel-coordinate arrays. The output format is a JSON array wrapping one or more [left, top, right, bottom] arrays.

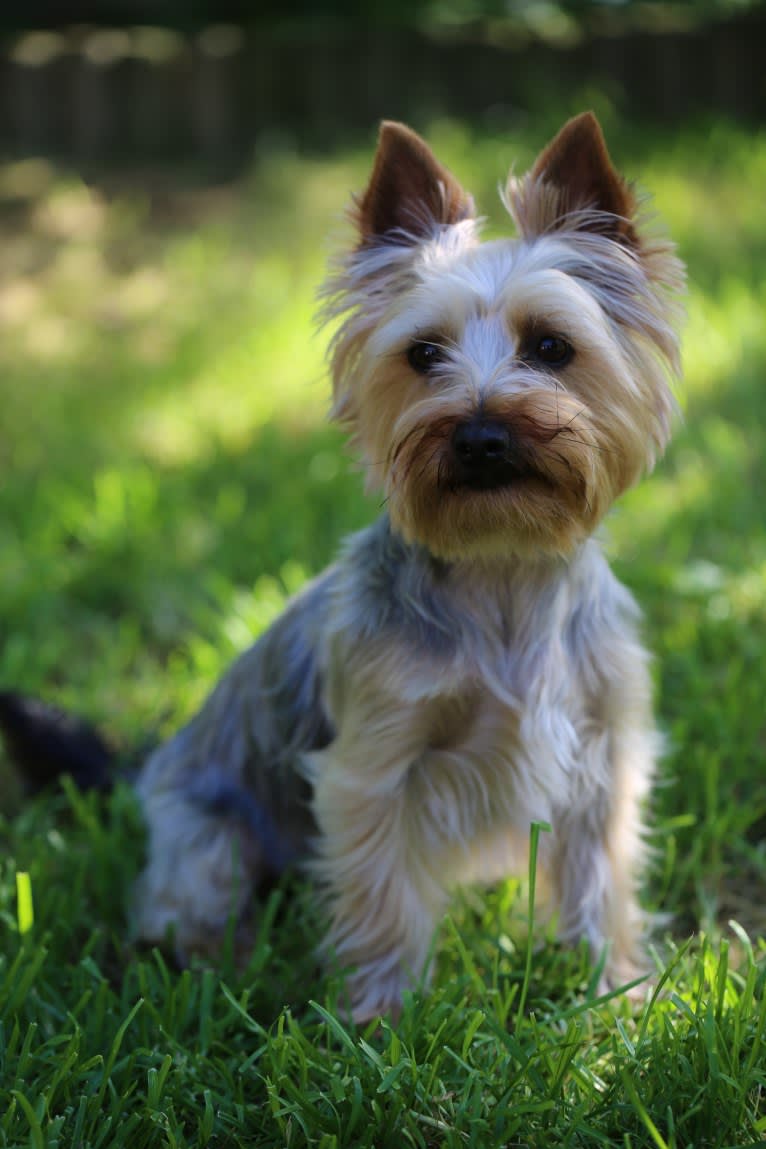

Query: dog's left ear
[[509, 112, 639, 248], [356, 121, 475, 245]]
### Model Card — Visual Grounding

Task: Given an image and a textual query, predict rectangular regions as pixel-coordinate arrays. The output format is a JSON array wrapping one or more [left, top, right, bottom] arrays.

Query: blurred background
[[0, 0, 765, 929], [1, 1, 764, 163]]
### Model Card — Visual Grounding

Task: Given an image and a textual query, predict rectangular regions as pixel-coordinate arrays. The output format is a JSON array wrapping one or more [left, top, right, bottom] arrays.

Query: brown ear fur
[[513, 112, 639, 246], [357, 121, 474, 244]]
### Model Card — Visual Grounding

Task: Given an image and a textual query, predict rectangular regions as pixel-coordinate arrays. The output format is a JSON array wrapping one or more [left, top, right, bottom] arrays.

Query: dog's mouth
[[444, 457, 552, 494]]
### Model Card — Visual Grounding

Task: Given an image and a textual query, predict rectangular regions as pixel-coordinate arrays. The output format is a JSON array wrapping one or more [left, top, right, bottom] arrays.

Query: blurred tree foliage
[[0, 0, 762, 32]]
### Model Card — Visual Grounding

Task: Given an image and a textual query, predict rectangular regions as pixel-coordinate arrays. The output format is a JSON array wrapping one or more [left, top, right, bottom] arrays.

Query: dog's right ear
[[356, 122, 474, 245]]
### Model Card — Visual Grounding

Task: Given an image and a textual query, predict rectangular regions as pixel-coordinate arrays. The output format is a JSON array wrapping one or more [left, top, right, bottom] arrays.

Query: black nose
[[450, 418, 520, 490], [452, 419, 512, 464]]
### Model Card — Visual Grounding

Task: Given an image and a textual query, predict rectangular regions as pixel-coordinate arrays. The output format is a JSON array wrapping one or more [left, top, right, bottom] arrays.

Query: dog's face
[[326, 114, 684, 560]]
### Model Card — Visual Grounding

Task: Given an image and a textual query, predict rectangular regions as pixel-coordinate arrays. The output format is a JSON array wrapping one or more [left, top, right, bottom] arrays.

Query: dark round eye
[[536, 335, 573, 366], [407, 341, 445, 374]]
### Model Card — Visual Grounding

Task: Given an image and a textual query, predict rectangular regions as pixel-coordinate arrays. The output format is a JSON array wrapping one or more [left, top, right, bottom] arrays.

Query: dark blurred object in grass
[[0, 690, 114, 792]]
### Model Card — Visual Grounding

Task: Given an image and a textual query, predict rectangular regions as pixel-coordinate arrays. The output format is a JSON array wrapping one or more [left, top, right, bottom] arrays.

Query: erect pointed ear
[[510, 112, 638, 247], [356, 121, 475, 245]]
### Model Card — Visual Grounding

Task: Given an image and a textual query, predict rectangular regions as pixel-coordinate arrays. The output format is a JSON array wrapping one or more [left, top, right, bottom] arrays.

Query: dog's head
[[324, 113, 684, 560]]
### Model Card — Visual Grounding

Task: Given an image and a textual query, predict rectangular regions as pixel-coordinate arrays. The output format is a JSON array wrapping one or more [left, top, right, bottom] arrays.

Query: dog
[[0, 113, 683, 1022]]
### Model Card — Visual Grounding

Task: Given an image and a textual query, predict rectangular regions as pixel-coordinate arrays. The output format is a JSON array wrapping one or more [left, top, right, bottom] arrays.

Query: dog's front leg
[[308, 693, 447, 1023], [552, 656, 657, 995]]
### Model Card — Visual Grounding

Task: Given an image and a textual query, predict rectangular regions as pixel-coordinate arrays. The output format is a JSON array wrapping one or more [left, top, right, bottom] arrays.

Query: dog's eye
[[407, 341, 445, 374], [535, 335, 573, 366]]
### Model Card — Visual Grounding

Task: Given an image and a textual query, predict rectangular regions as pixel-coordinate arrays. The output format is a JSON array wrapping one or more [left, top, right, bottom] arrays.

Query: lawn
[[0, 106, 765, 1146]]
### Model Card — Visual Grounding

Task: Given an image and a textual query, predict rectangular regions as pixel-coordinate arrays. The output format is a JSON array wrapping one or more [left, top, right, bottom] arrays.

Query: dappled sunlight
[[0, 137, 387, 475], [608, 267, 766, 580], [682, 280, 766, 398], [610, 455, 712, 555], [612, 380, 765, 568], [108, 266, 170, 320], [175, 562, 310, 719], [673, 556, 766, 625], [640, 121, 766, 287], [33, 180, 107, 242], [0, 157, 55, 201], [0, 278, 41, 325], [22, 314, 85, 363], [0, 156, 337, 473], [131, 288, 328, 464]]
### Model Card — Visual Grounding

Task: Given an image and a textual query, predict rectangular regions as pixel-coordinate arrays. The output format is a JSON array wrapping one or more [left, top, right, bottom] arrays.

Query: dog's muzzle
[[450, 418, 531, 491]]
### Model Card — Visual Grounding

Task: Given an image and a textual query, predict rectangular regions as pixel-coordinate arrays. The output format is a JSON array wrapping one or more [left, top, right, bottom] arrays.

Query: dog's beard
[[369, 388, 617, 560]]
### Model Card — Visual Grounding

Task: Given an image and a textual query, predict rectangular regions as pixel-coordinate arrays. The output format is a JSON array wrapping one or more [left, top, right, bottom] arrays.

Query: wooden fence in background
[[1, 9, 764, 166]]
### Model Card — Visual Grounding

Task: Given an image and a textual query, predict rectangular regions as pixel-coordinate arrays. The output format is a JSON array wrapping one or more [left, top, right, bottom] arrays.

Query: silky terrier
[[2, 112, 684, 1022]]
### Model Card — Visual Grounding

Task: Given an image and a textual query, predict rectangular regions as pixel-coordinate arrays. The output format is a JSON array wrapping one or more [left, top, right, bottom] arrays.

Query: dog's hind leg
[[130, 601, 329, 965], [133, 770, 273, 964]]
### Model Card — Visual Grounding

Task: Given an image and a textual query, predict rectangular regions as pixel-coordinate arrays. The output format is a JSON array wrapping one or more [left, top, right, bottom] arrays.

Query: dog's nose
[[451, 419, 520, 490], [452, 419, 512, 464]]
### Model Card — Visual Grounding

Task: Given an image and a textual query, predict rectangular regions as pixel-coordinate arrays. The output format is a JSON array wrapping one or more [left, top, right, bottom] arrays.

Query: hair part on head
[[355, 121, 475, 246]]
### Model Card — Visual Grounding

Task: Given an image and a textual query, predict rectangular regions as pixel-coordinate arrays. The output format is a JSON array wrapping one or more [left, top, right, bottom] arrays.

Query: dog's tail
[[0, 689, 302, 882], [0, 690, 117, 794]]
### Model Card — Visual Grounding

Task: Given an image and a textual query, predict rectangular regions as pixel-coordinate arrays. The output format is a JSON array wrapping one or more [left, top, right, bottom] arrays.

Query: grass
[[1, 105, 766, 1146]]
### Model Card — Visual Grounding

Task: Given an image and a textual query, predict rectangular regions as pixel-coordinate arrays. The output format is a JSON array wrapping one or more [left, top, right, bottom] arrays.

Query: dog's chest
[[410, 586, 586, 834], [328, 524, 601, 826]]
